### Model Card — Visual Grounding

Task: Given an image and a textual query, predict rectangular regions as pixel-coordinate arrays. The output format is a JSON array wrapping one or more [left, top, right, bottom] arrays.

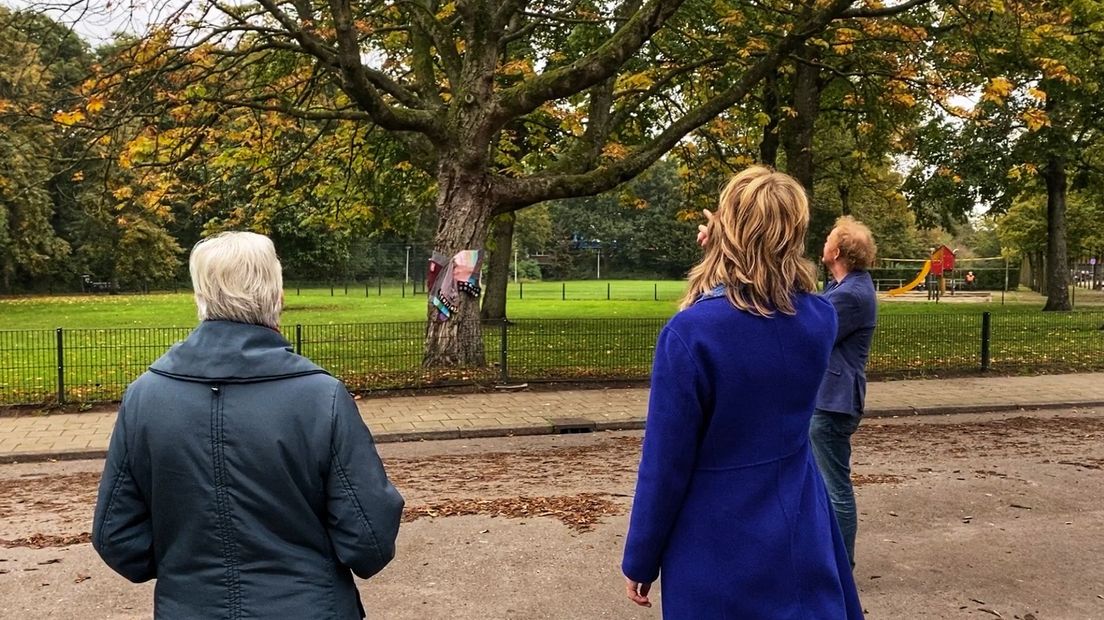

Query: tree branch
[[489, 0, 685, 130], [324, 0, 442, 136], [840, 0, 932, 19], [492, 0, 856, 211]]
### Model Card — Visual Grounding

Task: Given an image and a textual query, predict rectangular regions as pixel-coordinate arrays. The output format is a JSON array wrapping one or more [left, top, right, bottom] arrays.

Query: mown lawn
[[1, 283, 1101, 405]]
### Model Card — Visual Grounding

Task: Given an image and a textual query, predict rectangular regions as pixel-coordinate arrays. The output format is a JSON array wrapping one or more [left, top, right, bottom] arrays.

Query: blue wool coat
[[815, 271, 878, 416], [92, 321, 404, 619], [622, 293, 864, 619]]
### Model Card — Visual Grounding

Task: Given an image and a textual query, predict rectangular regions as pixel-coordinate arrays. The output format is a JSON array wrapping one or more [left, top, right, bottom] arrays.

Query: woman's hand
[[696, 209, 714, 247], [625, 577, 653, 608]]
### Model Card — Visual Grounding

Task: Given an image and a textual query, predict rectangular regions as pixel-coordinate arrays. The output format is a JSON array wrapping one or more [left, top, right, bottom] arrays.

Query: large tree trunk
[[424, 163, 495, 366], [759, 68, 781, 167], [480, 212, 515, 321], [1042, 155, 1071, 311], [782, 45, 829, 248]]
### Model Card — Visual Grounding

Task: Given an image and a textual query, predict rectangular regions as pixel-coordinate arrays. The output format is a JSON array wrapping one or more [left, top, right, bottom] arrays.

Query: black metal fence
[[1, 312, 1102, 406]]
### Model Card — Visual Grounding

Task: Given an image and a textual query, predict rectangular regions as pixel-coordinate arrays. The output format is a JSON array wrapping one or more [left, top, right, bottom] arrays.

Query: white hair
[[189, 232, 283, 329]]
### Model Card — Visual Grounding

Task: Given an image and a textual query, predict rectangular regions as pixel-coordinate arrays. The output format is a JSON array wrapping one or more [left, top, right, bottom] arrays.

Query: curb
[[1, 401, 1100, 465], [863, 400, 1104, 418]]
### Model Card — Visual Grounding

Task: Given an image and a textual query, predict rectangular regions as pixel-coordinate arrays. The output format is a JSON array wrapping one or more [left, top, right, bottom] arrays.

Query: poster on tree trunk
[[428, 250, 484, 321]]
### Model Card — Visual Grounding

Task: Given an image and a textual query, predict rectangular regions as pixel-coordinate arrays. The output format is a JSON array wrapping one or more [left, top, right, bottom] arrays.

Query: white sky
[[2, 0, 189, 45]]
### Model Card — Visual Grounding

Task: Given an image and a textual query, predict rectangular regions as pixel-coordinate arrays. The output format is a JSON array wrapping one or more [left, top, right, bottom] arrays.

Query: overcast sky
[[2, 0, 189, 45]]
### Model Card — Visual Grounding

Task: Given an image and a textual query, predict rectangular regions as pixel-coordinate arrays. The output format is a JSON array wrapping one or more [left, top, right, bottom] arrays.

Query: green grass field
[[1, 281, 1101, 406], [2, 281, 1101, 330]]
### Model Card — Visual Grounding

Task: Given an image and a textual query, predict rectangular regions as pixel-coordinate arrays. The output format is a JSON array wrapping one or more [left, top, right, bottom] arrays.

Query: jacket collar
[[149, 320, 328, 384]]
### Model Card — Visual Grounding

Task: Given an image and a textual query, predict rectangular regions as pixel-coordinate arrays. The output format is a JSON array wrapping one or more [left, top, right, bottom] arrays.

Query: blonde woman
[[622, 167, 863, 618]]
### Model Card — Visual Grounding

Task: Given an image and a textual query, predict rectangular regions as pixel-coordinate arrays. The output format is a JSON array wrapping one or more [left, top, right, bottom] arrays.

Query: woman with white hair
[[92, 231, 404, 619], [622, 167, 863, 618]]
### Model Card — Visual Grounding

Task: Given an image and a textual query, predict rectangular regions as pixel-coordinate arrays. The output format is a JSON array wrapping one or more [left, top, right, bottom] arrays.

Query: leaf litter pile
[[4, 414, 1065, 547], [403, 493, 623, 532], [1, 532, 91, 549]]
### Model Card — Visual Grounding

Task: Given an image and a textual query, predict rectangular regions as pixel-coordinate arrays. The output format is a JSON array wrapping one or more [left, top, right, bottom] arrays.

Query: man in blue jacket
[[93, 232, 404, 619], [811, 216, 878, 567]]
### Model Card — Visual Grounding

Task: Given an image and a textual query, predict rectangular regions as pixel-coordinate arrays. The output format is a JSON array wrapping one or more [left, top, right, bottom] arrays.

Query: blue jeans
[[809, 410, 862, 567]]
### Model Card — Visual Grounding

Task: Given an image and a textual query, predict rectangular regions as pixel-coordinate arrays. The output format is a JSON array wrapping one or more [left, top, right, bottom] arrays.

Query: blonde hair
[[829, 216, 877, 271], [190, 231, 283, 329], [680, 166, 818, 316]]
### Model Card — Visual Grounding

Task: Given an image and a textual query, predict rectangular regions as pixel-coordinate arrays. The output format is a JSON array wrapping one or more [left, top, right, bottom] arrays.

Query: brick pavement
[[1, 373, 1102, 462]]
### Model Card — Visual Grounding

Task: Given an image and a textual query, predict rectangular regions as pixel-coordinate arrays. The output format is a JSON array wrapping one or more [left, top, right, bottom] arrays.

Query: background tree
[[47, 0, 945, 366], [904, 0, 1104, 310]]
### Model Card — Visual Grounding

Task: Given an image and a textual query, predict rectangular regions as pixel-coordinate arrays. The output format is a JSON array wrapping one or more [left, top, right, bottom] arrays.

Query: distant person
[[623, 167, 863, 618], [965, 270, 977, 289], [93, 232, 404, 618], [811, 216, 878, 567]]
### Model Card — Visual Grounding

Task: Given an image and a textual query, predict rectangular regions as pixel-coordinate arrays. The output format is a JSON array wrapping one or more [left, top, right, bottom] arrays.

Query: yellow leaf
[[615, 72, 655, 93], [86, 95, 106, 114], [981, 77, 1014, 104], [113, 186, 134, 200], [435, 2, 456, 20], [500, 59, 534, 77], [602, 143, 630, 159], [1027, 87, 1047, 102], [53, 109, 85, 126], [1021, 108, 1049, 132], [70, 171, 84, 182]]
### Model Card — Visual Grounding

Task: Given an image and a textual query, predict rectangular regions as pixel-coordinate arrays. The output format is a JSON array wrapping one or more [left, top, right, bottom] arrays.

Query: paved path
[[2, 373, 1102, 463]]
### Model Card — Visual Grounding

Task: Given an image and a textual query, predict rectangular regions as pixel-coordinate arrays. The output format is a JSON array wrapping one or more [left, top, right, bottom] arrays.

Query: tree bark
[[759, 68, 780, 167], [424, 163, 495, 367], [480, 212, 516, 321], [1042, 155, 1071, 311], [782, 45, 829, 247]]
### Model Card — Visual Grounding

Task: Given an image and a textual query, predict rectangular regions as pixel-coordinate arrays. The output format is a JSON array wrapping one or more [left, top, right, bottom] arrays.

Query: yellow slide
[[886, 260, 931, 296]]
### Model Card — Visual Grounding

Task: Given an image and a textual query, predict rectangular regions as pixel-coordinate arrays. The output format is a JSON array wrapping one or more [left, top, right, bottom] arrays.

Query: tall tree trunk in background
[[782, 44, 829, 247], [1042, 154, 1071, 311], [481, 212, 515, 321], [759, 68, 781, 167], [839, 182, 851, 216]]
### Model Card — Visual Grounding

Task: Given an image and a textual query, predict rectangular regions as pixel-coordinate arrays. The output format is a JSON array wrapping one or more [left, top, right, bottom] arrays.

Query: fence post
[[295, 324, 303, 356], [519, 281, 524, 300], [56, 328, 65, 405], [402, 282, 406, 298], [330, 284, 334, 297], [607, 282, 611, 300], [499, 320, 509, 384], [980, 312, 991, 372], [654, 283, 658, 301], [562, 282, 566, 301]]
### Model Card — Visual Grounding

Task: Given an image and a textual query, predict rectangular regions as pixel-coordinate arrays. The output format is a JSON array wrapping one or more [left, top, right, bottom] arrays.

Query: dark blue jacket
[[815, 270, 878, 415], [92, 320, 404, 619], [623, 293, 863, 618]]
